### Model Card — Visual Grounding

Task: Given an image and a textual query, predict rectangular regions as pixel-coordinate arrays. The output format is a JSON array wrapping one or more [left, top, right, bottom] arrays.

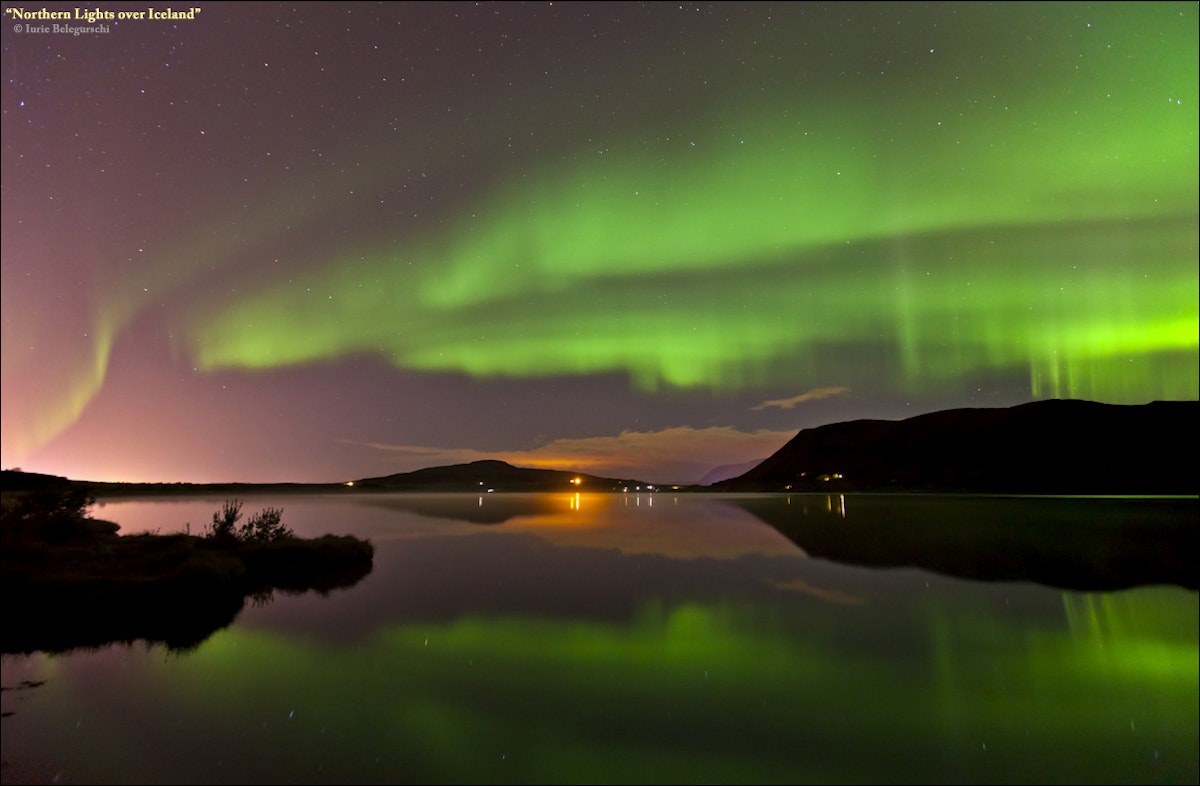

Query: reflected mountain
[[727, 494, 1198, 591], [359, 491, 576, 525]]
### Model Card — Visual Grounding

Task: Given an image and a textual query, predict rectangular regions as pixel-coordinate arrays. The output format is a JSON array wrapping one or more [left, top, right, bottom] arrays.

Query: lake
[[2, 492, 1197, 784]]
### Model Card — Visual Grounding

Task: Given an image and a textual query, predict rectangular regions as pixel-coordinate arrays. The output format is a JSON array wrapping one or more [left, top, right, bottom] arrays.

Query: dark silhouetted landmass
[[0, 468, 354, 498], [354, 459, 654, 492], [713, 399, 1198, 494], [726, 494, 1197, 591], [697, 458, 767, 486], [1, 479, 374, 654], [0, 461, 657, 498]]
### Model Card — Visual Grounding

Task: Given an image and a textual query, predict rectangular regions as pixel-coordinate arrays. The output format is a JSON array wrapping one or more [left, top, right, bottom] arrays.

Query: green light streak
[[186, 211, 1198, 400], [50, 585, 1196, 784], [177, 3, 1197, 402]]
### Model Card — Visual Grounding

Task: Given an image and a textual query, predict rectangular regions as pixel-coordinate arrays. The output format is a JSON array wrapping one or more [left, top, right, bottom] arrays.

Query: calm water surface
[[2, 492, 1196, 784]]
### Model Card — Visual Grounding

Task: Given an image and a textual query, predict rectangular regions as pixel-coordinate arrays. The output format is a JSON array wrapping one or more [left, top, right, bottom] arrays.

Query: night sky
[[2, 2, 1197, 485]]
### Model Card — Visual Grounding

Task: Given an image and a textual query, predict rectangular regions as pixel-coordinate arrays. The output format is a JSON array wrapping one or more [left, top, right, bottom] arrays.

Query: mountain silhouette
[[355, 459, 654, 492], [697, 458, 767, 486], [714, 399, 1197, 495]]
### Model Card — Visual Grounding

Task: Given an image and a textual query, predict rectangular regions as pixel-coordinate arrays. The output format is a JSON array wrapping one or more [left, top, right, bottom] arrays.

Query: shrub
[[208, 499, 244, 542], [3, 483, 97, 544], [239, 507, 293, 543], [205, 500, 293, 544]]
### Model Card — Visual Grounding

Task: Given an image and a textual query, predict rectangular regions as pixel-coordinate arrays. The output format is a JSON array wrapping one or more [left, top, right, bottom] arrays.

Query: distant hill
[[697, 459, 767, 486], [713, 399, 1198, 495], [0, 462, 655, 496], [0, 470, 345, 498], [7, 401, 1194, 496], [354, 459, 654, 492]]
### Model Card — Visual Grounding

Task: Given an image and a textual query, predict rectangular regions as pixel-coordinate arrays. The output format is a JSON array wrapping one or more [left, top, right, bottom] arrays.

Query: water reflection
[[4, 547, 374, 656], [3, 493, 1195, 784], [728, 494, 1198, 591], [358, 491, 799, 560], [363, 489, 670, 525]]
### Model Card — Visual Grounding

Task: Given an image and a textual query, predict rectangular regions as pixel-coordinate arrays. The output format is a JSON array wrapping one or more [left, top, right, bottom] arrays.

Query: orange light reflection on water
[[503, 492, 800, 560]]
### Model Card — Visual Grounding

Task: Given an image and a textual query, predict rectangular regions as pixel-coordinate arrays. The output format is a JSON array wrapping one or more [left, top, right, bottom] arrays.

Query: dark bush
[[205, 500, 294, 544], [208, 499, 244, 542], [2, 483, 98, 544], [240, 506, 293, 543]]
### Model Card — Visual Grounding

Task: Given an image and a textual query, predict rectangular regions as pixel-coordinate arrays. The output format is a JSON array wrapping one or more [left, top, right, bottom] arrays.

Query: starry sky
[[2, 2, 1197, 485]]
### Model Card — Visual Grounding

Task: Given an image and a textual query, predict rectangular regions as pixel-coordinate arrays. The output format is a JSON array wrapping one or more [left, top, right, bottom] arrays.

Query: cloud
[[767, 579, 865, 605], [350, 425, 797, 485], [750, 387, 850, 411]]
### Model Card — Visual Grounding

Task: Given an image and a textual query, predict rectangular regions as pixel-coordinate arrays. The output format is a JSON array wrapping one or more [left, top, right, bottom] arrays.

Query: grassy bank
[[2, 482, 374, 654]]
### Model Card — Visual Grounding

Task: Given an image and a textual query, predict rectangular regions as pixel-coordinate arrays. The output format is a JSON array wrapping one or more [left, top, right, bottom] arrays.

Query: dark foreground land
[[1, 481, 374, 654]]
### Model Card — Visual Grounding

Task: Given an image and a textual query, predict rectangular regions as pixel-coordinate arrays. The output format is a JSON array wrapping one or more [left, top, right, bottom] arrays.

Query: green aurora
[[182, 5, 1198, 402], [30, 586, 1198, 783], [3, 2, 1196, 479]]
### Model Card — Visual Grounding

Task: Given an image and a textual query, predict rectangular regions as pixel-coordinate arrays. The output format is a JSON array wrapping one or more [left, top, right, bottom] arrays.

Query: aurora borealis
[[2, 2, 1197, 483]]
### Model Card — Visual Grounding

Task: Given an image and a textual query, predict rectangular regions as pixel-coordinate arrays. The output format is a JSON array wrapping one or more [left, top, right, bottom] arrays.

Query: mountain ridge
[[353, 459, 656, 492], [3, 400, 1195, 495], [713, 399, 1197, 495]]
